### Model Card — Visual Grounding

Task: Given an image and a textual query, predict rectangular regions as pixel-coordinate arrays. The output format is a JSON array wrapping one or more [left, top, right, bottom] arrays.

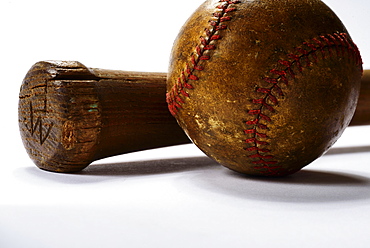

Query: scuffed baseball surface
[[166, 0, 363, 177]]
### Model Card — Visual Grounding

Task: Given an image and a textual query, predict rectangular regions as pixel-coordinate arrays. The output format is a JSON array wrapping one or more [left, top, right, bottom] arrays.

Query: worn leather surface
[[167, 0, 363, 176]]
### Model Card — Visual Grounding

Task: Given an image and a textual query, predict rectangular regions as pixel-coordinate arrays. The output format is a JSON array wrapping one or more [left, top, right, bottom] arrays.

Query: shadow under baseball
[[189, 168, 370, 203], [324, 145, 370, 155], [84, 152, 370, 204], [18, 143, 370, 203], [18, 153, 370, 203]]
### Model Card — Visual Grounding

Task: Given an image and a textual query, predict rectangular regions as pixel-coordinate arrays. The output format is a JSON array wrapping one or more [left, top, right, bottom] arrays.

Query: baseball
[[166, 0, 363, 176]]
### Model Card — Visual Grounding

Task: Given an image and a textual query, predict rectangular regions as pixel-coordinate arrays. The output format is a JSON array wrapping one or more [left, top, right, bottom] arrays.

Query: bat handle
[[18, 61, 191, 173], [350, 70, 370, 126]]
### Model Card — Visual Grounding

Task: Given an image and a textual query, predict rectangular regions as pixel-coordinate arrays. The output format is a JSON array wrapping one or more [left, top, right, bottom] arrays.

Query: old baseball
[[166, 0, 363, 176]]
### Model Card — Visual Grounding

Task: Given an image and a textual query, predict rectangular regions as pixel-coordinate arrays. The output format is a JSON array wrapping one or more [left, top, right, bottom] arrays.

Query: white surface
[[1, 0, 370, 247]]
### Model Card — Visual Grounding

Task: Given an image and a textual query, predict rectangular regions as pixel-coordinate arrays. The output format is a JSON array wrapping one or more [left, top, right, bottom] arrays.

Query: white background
[[1, 0, 370, 247]]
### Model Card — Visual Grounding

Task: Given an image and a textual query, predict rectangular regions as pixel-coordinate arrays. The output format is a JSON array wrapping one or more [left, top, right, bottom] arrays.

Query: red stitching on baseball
[[245, 32, 363, 176], [166, 0, 240, 116]]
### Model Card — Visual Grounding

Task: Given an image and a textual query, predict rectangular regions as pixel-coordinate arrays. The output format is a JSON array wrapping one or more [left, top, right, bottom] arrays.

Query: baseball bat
[[19, 61, 369, 173]]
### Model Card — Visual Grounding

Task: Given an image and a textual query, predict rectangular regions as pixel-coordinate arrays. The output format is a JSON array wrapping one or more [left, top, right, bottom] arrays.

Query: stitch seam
[[245, 32, 363, 176], [166, 0, 241, 116]]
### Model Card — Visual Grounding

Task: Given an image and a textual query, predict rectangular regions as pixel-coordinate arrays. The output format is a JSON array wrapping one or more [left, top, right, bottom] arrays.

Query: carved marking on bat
[[25, 102, 54, 145]]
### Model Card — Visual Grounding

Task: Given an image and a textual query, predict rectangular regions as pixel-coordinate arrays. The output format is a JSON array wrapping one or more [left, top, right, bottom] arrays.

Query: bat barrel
[[350, 70, 370, 126]]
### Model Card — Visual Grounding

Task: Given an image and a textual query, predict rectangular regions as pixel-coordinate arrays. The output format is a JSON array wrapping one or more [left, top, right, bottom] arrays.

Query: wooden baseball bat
[[19, 61, 369, 173]]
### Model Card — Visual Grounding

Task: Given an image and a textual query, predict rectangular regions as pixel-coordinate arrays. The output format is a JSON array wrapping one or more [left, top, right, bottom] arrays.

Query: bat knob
[[19, 61, 191, 173], [18, 61, 101, 172]]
